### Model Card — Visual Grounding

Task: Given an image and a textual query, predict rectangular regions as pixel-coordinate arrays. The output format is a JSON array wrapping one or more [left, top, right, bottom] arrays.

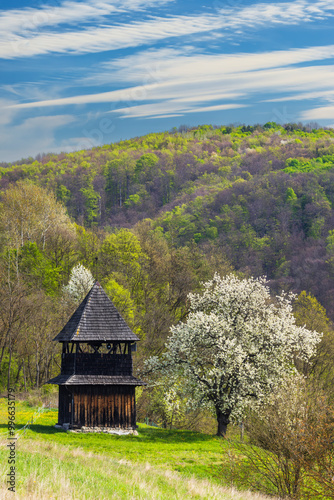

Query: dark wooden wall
[[58, 385, 72, 425], [58, 385, 136, 429], [61, 353, 132, 376]]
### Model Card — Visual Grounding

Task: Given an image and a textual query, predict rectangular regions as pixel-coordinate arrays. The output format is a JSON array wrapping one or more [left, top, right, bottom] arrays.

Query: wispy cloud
[[0, 101, 76, 161], [301, 105, 334, 120], [9, 87, 146, 108], [2, 1, 334, 160], [1, 0, 175, 59], [94, 44, 334, 85], [112, 102, 247, 119], [8, 43, 334, 119], [2, 0, 334, 59], [0, 0, 173, 34], [264, 89, 334, 102]]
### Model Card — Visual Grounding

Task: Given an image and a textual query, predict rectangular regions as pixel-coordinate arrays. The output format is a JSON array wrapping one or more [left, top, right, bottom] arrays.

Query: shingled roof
[[54, 282, 139, 342], [48, 374, 146, 385]]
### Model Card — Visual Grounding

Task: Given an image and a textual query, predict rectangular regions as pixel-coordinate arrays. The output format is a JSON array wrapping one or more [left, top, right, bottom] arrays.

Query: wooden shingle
[[48, 374, 146, 385], [54, 282, 139, 342]]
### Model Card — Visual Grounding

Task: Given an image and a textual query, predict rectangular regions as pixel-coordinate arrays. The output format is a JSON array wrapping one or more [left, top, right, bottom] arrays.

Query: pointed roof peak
[[54, 282, 139, 342]]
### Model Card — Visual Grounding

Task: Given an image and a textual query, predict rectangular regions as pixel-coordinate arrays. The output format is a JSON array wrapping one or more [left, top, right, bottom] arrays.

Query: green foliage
[[100, 228, 146, 281], [74, 224, 101, 269], [19, 242, 61, 295], [56, 184, 71, 205], [294, 291, 329, 332], [105, 153, 136, 208], [326, 229, 334, 268], [135, 152, 159, 174], [123, 193, 141, 207], [293, 291, 334, 388], [80, 185, 100, 224], [144, 376, 186, 429], [285, 187, 297, 203], [104, 275, 136, 327], [284, 155, 334, 173], [263, 121, 282, 130]]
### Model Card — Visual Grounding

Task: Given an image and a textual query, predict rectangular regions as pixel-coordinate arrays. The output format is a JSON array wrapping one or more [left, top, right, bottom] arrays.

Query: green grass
[[0, 399, 274, 499]]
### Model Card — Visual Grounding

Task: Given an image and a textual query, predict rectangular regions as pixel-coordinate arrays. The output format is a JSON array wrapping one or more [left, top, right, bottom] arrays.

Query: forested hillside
[[1, 122, 334, 395]]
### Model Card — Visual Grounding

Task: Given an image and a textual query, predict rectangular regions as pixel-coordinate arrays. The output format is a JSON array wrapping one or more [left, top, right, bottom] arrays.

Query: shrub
[[241, 377, 334, 499]]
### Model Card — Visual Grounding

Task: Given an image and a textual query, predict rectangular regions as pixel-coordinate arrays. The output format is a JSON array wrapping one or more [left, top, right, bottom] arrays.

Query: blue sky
[[1, 0, 334, 162]]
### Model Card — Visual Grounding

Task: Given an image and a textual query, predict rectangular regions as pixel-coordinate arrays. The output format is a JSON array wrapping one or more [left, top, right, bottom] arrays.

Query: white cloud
[[94, 44, 334, 86], [217, 0, 334, 28], [145, 113, 183, 119], [9, 86, 245, 109], [264, 89, 334, 102], [0, 0, 174, 35], [2, 16, 216, 59], [8, 42, 334, 120], [186, 103, 247, 113], [9, 87, 146, 108], [111, 101, 246, 119], [0, 108, 76, 162], [106, 64, 334, 118], [0, 99, 18, 127], [171, 92, 244, 104], [301, 105, 334, 120], [1, 0, 334, 59]]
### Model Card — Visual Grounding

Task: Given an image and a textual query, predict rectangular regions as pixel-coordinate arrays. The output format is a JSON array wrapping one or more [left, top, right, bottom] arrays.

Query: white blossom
[[63, 264, 94, 303], [146, 274, 322, 434]]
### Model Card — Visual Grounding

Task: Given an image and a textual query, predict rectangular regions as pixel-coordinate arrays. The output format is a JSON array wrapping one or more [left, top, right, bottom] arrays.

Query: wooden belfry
[[48, 282, 145, 431]]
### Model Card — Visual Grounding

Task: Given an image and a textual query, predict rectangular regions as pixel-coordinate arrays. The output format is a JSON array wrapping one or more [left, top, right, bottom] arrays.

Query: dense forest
[[1, 122, 334, 414]]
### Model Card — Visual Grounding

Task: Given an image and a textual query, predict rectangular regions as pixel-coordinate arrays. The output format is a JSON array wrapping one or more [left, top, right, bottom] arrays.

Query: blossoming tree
[[146, 274, 322, 436], [63, 263, 94, 303]]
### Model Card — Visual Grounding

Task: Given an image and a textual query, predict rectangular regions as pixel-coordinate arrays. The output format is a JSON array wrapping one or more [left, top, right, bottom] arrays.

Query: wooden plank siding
[[58, 385, 136, 429]]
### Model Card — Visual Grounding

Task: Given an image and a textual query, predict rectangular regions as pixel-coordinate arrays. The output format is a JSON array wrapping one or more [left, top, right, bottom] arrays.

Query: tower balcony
[[61, 352, 133, 376]]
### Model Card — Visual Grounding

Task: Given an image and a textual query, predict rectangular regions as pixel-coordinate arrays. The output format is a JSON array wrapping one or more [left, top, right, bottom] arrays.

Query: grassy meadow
[[0, 398, 278, 499]]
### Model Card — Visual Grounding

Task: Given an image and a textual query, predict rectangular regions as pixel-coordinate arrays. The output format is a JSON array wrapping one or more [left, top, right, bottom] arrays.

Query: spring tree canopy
[[146, 274, 322, 436]]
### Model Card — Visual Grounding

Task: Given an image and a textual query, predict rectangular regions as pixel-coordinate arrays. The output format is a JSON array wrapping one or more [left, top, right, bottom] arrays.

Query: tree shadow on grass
[[0, 423, 62, 435], [25, 424, 64, 434], [0, 423, 221, 443]]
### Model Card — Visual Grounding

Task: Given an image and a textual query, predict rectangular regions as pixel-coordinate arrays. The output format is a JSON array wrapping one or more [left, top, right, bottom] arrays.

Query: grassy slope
[[0, 399, 275, 500]]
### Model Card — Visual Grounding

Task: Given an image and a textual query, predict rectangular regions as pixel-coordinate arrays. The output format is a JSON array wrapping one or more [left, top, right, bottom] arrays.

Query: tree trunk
[[126, 174, 130, 200], [7, 345, 12, 391], [0, 344, 6, 366], [35, 343, 40, 388], [15, 362, 22, 384], [23, 361, 27, 392], [216, 408, 231, 437]]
